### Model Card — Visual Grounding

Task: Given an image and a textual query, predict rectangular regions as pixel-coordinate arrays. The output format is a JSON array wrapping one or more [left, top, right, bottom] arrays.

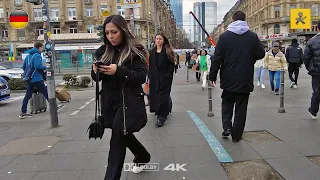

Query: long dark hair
[[154, 32, 175, 63], [100, 15, 145, 65]]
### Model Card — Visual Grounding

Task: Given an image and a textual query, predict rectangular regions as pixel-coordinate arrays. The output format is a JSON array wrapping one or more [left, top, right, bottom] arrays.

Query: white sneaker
[[261, 84, 265, 89], [290, 82, 295, 88], [257, 81, 260, 87], [132, 164, 144, 174], [293, 85, 297, 89]]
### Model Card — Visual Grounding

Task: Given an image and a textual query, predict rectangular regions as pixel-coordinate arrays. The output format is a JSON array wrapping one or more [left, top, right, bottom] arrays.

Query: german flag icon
[[9, 10, 29, 29]]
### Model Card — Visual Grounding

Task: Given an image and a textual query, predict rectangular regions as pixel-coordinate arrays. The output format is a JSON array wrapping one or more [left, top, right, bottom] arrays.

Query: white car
[[0, 65, 23, 81]]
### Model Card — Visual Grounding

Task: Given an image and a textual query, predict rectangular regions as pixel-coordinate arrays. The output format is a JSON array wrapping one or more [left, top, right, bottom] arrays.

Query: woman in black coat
[[91, 15, 150, 180], [148, 32, 175, 127]]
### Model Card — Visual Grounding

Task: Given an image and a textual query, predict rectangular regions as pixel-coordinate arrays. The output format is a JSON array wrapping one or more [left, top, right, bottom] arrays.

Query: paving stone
[[173, 146, 219, 164], [285, 139, 320, 156], [47, 140, 102, 154], [0, 172, 36, 180], [32, 170, 81, 180], [126, 165, 177, 180], [177, 163, 229, 180], [220, 140, 262, 162], [0, 155, 17, 169], [266, 156, 320, 180], [0, 155, 54, 173], [79, 169, 128, 180], [163, 134, 208, 148], [41, 153, 94, 171], [85, 152, 132, 170]]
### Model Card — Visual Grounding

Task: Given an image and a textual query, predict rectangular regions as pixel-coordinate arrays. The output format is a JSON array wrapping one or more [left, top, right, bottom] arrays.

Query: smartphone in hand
[[94, 61, 105, 68]]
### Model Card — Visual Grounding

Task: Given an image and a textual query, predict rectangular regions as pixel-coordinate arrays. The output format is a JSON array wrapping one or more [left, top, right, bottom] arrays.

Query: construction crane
[[189, 11, 216, 47]]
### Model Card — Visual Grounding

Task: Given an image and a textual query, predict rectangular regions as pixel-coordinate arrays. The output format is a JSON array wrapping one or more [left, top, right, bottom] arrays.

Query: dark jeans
[[288, 63, 300, 85], [21, 81, 48, 113], [221, 90, 250, 140], [105, 131, 150, 180], [196, 72, 201, 81], [310, 75, 320, 115]]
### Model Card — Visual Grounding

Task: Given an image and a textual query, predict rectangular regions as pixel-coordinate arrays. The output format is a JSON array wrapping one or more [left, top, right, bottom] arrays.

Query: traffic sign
[[290, 9, 311, 29]]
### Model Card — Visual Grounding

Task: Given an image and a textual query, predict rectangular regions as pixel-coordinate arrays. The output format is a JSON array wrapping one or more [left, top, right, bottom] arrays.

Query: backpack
[[22, 54, 36, 82]]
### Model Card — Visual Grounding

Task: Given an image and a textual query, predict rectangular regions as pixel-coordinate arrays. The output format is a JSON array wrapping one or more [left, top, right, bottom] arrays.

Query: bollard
[[278, 69, 285, 113], [207, 75, 214, 117], [186, 66, 189, 82]]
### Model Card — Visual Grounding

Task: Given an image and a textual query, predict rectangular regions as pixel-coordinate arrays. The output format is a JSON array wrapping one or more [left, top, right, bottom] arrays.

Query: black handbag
[[87, 70, 105, 139]]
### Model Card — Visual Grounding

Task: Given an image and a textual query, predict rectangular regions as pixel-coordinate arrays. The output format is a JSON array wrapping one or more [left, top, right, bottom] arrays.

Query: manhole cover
[[309, 156, 320, 166], [242, 131, 280, 143], [222, 160, 282, 180], [0, 136, 59, 155]]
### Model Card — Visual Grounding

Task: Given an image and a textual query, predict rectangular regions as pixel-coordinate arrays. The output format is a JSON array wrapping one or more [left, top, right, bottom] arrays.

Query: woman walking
[[264, 42, 287, 95], [196, 49, 211, 90], [254, 55, 266, 89], [91, 15, 150, 180], [148, 32, 175, 128]]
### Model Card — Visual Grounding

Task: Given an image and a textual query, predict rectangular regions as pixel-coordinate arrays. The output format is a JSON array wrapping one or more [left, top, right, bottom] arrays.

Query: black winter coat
[[285, 43, 303, 64], [304, 33, 320, 76], [91, 45, 147, 134], [148, 48, 174, 117], [209, 30, 265, 92]]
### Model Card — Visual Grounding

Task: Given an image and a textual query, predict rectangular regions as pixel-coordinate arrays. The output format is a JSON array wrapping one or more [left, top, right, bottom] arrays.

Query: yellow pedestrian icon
[[290, 9, 311, 29]]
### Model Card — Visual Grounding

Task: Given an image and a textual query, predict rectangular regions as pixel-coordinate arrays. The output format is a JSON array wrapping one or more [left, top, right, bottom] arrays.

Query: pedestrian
[[209, 11, 265, 142], [254, 55, 266, 89], [285, 38, 304, 89], [91, 15, 150, 179], [304, 20, 320, 120], [196, 49, 211, 90], [174, 53, 180, 75], [148, 32, 175, 128], [264, 42, 288, 95], [195, 50, 201, 82], [19, 42, 48, 119], [185, 51, 190, 66]]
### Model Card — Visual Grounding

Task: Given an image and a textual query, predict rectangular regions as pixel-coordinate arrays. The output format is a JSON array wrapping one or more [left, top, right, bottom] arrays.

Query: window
[[312, 21, 318, 32], [85, 8, 93, 17], [6, 8, 9, 18], [117, 6, 125, 18], [274, 24, 280, 34], [117, 0, 120, 3], [53, 25, 60, 34], [289, 5, 296, 10], [35, 27, 44, 37], [133, 7, 140, 19], [312, 4, 320, 16], [68, 8, 76, 20], [0, 8, 3, 18], [17, 29, 25, 41], [86, 25, 94, 33], [51, 8, 59, 20], [69, 24, 77, 33], [1, 29, 8, 38], [101, 5, 108, 12], [33, 8, 42, 21], [275, 6, 280, 18]]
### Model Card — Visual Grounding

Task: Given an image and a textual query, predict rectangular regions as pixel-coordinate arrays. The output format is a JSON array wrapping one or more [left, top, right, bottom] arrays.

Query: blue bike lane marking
[[187, 111, 233, 163]]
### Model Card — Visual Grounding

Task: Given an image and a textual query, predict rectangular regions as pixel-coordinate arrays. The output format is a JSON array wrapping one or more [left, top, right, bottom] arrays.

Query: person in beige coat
[[264, 42, 287, 95]]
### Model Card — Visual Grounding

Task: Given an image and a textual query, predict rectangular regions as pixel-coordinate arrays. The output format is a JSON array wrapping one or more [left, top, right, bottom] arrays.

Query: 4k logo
[[123, 163, 187, 172]]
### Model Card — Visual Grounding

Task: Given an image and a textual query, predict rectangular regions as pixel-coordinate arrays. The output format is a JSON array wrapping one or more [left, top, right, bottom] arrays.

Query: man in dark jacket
[[209, 11, 265, 142], [305, 20, 320, 120], [285, 39, 303, 88]]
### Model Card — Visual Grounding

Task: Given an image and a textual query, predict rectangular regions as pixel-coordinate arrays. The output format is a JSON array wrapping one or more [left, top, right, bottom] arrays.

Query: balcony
[[50, 17, 60, 22]]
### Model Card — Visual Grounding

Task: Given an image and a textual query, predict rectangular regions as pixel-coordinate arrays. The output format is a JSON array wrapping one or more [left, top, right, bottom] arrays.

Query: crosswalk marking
[[70, 97, 95, 116], [70, 110, 80, 116], [3, 96, 24, 103]]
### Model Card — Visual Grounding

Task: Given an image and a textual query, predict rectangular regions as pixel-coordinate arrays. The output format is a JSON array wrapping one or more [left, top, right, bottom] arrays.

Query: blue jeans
[[21, 81, 48, 113], [269, 70, 280, 90], [256, 67, 266, 84]]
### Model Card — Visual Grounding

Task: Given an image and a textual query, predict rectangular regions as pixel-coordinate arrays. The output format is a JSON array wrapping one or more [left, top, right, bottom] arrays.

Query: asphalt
[[0, 65, 319, 180]]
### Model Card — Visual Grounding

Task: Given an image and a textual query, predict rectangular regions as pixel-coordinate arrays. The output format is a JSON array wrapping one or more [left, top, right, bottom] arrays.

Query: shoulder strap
[[95, 71, 101, 121]]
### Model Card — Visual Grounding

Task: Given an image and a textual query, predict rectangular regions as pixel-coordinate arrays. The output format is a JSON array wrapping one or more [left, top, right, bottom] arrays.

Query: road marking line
[[79, 105, 86, 110], [4, 96, 24, 103], [70, 110, 80, 116], [187, 111, 233, 163]]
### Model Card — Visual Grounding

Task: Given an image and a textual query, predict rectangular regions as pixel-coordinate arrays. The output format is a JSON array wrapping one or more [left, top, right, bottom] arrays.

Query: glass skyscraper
[[167, 0, 183, 29]]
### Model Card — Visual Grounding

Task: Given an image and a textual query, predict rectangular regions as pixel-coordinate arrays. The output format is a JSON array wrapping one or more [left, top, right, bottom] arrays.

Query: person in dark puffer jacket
[[305, 20, 320, 120]]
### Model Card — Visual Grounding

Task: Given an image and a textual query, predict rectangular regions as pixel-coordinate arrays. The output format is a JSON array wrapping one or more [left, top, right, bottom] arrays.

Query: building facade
[[193, 0, 218, 47], [213, 0, 320, 50], [0, 0, 181, 65], [168, 0, 183, 29]]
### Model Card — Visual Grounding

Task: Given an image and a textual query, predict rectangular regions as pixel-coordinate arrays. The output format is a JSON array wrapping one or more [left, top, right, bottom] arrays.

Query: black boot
[[222, 129, 232, 137]]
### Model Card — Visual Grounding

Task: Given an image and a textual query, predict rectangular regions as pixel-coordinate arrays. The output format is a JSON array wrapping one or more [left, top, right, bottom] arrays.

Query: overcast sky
[[182, 0, 238, 39]]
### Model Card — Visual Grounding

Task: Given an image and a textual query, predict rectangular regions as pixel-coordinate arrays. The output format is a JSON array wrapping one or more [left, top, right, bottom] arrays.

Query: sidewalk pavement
[[0, 66, 320, 180]]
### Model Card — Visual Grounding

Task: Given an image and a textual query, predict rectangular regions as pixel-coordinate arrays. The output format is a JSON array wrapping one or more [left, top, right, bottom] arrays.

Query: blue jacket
[[23, 47, 46, 83]]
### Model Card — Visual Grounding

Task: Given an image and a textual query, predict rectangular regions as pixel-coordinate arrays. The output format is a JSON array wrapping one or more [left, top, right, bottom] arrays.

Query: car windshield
[[0, 62, 22, 69], [0, 65, 9, 70]]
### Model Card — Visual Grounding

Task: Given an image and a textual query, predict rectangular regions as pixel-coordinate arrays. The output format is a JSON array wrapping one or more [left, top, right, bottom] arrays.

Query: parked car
[[0, 65, 23, 81], [0, 76, 10, 102], [0, 60, 23, 69]]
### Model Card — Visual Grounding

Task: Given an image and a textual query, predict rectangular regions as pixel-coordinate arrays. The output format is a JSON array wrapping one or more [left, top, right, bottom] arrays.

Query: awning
[[37, 33, 99, 41], [16, 43, 34, 48]]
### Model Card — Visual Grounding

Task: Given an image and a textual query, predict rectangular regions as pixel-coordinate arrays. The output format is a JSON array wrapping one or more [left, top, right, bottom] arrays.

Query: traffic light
[[95, 25, 104, 42], [26, 0, 43, 5]]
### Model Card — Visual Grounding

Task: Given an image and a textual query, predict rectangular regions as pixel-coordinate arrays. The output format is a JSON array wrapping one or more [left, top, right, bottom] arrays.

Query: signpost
[[290, 9, 311, 29]]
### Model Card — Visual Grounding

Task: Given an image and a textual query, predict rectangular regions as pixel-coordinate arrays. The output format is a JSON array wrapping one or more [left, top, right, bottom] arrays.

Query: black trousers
[[310, 75, 320, 115], [221, 90, 250, 140], [288, 63, 300, 85], [105, 131, 150, 180], [196, 72, 201, 81]]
